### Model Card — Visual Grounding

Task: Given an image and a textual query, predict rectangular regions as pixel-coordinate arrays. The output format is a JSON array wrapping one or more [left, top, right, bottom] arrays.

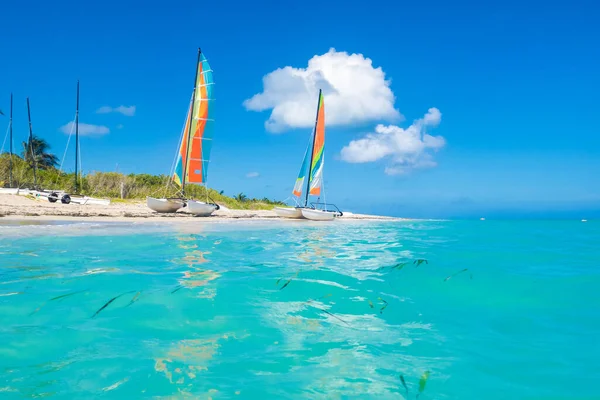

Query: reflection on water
[[0, 220, 598, 398]]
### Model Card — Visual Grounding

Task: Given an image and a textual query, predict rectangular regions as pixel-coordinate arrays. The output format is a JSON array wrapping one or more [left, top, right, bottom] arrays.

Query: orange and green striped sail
[[173, 51, 215, 188], [308, 91, 325, 196]]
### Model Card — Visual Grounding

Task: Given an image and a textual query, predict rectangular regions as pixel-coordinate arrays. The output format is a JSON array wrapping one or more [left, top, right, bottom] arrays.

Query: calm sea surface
[[0, 219, 598, 399]]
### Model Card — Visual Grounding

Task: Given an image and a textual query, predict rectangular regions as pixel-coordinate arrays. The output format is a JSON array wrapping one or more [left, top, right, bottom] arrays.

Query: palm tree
[[22, 135, 59, 170], [235, 192, 247, 202]]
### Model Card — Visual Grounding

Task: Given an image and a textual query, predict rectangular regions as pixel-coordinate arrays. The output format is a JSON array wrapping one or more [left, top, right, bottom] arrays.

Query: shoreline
[[0, 194, 405, 223]]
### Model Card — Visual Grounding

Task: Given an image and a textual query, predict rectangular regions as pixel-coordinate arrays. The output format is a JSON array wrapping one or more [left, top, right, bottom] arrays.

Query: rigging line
[[78, 132, 82, 190], [54, 112, 76, 187], [322, 158, 327, 211], [1, 122, 9, 154]]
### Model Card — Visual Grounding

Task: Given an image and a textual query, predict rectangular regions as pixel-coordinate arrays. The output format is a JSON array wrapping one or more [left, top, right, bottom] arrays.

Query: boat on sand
[[147, 48, 219, 216], [274, 89, 342, 221]]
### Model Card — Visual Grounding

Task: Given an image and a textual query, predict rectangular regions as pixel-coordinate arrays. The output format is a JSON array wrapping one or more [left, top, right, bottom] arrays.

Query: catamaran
[[274, 89, 342, 221], [147, 48, 220, 216], [28, 82, 110, 206], [1, 87, 109, 205], [52, 81, 110, 206]]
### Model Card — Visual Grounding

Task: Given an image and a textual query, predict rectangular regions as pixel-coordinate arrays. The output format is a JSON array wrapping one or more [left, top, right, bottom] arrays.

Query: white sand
[[0, 194, 402, 222]]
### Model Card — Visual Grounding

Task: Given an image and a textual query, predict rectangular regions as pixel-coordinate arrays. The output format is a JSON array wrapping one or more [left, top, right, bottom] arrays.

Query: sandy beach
[[0, 194, 400, 222]]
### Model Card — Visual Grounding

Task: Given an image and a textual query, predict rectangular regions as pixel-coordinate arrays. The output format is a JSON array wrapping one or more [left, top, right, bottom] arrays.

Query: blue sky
[[1, 0, 599, 218]]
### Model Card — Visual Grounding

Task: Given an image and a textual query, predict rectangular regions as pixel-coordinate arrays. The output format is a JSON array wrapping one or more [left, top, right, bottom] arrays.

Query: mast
[[75, 80, 80, 193], [26, 98, 38, 188], [9, 93, 13, 187], [181, 48, 202, 197], [304, 89, 322, 207]]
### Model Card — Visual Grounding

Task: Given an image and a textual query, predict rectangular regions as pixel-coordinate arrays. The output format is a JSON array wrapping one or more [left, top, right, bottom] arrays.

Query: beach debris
[[399, 374, 409, 398], [307, 301, 349, 326], [92, 290, 136, 318], [102, 377, 130, 392], [276, 271, 300, 290], [377, 261, 408, 272], [306, 293, 332, 303], [50, 289, 88, 302], [30, 289, 88, 315], [417, 370, 430, 398], [279, 279, 292, 290], [413, 259, 428, 267], [444, 268, 468, 282], [393, 262, 408, 270], [378, 297, 388, 314], [171, 285, 184, 294], [126, 291, 142, 307], [366, 297, 388, 313]]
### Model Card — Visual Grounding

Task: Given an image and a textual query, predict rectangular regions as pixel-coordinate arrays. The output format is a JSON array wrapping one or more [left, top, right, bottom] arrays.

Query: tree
[[22, 135, 59, 170], [235, 192, 247, 202]]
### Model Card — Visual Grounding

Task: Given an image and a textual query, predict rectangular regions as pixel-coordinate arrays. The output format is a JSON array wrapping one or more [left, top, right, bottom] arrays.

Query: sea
[[0, 218, 598, 399]]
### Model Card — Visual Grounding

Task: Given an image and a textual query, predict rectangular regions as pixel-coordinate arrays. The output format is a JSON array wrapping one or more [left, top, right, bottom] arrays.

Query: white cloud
[[116, 124, 124, 129], [59, 121, 110, 136], [246, 172, 260, 178], [96, 105, 136, 116], [243, 48, 401, 133], [340, 107, 445, 175]]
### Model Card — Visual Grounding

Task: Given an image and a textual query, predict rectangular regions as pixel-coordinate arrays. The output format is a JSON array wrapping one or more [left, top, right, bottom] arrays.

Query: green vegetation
[[0, 153, 286, 211], [22, 136, 59, 169]]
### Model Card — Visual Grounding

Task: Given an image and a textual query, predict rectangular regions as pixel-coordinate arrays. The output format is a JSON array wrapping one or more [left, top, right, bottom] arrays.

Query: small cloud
[[340, 107, 445, 175], [116, 124, 124, 129], [59, 121, 110, 136], [246, 172, 260, 178], [96, 105, 136, 116], [243, 48, 401, 133]]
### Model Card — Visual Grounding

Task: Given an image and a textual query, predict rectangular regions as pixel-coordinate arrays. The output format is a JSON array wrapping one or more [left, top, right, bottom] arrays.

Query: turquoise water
[[0, 219, 598, 399]]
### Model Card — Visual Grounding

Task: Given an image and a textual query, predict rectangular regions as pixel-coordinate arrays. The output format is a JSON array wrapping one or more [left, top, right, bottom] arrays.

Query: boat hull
[[0, 188, 19, 195], [301, 208, 340, 221], [274, 207, 304, 219], [70, 196, 111, 206], [147, 197, 185, 213], [187, 200, 217, 217]]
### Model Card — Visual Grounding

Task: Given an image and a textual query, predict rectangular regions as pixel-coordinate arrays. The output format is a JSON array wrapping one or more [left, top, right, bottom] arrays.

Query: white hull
[[301, 208, 340, 221], [0, 188, 19, 195], [274, 207, 304, 219], [187, 200, 217, 217], [69, 196, 111, 206], [12, 189, 110, 206], [147, 197, 185, 213]]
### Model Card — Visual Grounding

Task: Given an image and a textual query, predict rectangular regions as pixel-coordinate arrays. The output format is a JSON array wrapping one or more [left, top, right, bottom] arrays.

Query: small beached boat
[[7, 85, 110, 206], [147, 48, 219, 216], [273, 127, 310, 219], [147, 197, 186, 213], [274, 89, 342, 221], [55, 81, 110, 206]]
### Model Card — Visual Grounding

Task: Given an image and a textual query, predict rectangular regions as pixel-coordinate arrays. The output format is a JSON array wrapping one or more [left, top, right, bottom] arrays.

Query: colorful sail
[[172, 52, 215, 187], [171, 100, 192, 187], [308, 91, 325, 195], [292, 144, 310, 197]]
